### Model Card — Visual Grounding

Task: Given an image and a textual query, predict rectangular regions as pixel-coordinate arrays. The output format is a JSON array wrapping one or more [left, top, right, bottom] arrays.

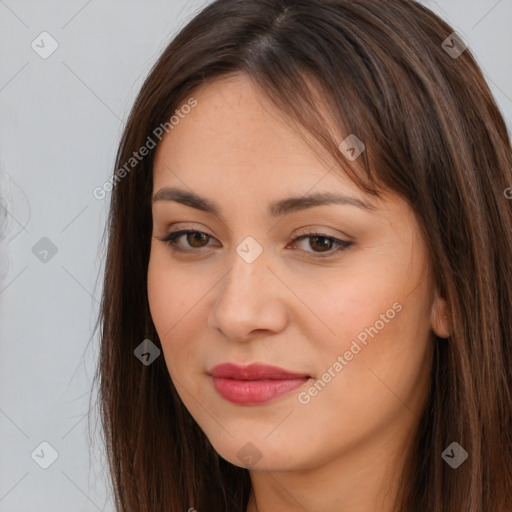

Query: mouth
[[207, 363, 312, 405]]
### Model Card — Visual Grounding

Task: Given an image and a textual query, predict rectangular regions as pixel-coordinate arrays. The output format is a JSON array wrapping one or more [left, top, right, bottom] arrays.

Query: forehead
[[153, 73, 361, 196]]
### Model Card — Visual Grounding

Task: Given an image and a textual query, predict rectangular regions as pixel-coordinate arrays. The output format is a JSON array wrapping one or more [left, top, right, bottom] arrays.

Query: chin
[[204, 431, 312, 472]]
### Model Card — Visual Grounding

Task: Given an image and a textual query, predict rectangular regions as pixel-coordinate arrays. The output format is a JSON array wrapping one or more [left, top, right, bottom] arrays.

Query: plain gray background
[[0, 1, 511, 510]]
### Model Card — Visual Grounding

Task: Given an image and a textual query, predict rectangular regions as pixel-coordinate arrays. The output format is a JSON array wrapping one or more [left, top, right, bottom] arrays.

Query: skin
[[147, 73, 451, 512]]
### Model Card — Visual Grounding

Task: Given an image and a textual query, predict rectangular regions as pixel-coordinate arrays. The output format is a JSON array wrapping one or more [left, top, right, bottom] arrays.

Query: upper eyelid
[[161, 226, 348, 241], [159, 228, 351, 251], [158, 220, 350, 238]]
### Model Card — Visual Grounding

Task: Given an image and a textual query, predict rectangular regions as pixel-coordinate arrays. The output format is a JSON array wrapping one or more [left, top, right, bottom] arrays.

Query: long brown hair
[[92, 0, 512, 510]]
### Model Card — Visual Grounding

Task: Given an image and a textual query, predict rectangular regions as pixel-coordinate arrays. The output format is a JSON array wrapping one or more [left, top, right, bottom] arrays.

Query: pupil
[[189, 232, 207, 247], [312, 236, 330, 252]]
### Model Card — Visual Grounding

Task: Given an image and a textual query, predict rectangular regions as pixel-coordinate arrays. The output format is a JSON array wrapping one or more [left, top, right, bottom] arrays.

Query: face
[[147, 73, 449, 473]]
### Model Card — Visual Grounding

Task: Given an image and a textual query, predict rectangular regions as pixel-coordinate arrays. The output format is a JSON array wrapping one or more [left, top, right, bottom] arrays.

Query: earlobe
[[431, 289, 451, 339]]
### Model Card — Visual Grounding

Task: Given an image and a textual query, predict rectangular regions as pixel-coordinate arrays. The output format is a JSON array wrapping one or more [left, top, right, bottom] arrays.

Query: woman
[[93, 0, 512, 510]]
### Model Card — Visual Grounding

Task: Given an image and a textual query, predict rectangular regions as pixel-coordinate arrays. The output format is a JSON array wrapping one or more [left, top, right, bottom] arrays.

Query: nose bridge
[[219, 235, 268, 307], [208, 235, 287, 339]]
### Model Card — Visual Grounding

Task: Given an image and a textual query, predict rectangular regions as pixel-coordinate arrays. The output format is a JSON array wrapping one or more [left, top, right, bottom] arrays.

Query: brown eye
[[308, 235, 334, 253], [157, 230, 215, 251], [290, 232, 353, 257], [157, 229, 353, 258], [186, 231, 210, 248]]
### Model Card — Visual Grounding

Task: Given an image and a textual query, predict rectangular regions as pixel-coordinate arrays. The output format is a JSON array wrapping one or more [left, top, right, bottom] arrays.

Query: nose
[[207, 243, 289, 342]]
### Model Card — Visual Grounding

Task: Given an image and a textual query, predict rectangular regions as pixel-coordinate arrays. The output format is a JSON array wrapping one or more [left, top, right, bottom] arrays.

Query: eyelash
[[156, 229, 353, 258]]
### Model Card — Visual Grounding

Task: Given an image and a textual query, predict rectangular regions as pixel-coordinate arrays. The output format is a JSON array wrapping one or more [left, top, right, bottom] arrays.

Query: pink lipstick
[[208, 363, 310, 405]]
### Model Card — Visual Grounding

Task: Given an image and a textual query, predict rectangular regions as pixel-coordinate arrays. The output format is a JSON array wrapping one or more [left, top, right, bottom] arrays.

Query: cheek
[[147, 255, 173, 333], [147, 251, 185, 364], [147, 247, 196, 333], [302, 251, 430, 371], [301, 268, 405, 358], [319, 247, 430, 351], [147, 249, 211, 379], [303, 269, 432, 424]]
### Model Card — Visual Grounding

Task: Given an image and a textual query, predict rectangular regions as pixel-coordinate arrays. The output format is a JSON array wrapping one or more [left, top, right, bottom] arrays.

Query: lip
[[208, 363, 311, 405]]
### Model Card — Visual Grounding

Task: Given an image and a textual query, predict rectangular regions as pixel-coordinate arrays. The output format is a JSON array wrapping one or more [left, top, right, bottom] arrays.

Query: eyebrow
[[152, 186, 374, 217]]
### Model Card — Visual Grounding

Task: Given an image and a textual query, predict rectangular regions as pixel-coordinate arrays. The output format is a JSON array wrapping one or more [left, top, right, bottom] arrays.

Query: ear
[[431, 287, 451, 339]]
